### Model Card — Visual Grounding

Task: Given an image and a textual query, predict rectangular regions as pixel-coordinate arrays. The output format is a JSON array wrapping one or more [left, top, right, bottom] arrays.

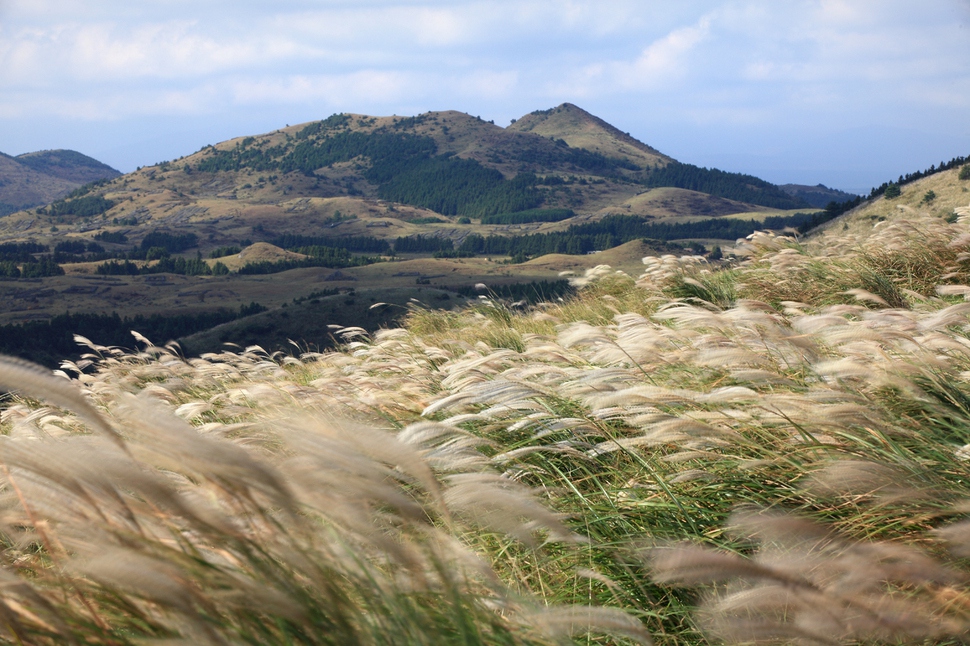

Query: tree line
[[0, 257, 64, 279], [376, 158, 541, 216], [95, 257, 229, 277], [43, 195, 116, 218], [642, 162, 810, 209], [270, 234, 390, 254], [0, 304, 266, 368], [454, 211, 827, 258], [868, 153, 969, 198]]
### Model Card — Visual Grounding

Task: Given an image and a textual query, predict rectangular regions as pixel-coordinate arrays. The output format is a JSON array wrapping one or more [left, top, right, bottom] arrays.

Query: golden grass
[[6, 201, 970, 643], [0, 344, 651, 644]]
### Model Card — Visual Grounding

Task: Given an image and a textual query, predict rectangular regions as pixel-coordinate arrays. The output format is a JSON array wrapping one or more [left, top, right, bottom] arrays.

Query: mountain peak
[[508, 103, 671, 169], [15, 149, 120, 184]]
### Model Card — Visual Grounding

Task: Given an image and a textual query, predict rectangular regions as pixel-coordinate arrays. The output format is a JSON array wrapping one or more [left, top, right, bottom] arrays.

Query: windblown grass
[[4, 203, 970, 643]]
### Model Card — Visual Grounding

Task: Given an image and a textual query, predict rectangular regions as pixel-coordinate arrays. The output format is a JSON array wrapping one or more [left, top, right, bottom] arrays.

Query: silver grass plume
[[0, 354, 122, 447], [648, 508, 968, 645]]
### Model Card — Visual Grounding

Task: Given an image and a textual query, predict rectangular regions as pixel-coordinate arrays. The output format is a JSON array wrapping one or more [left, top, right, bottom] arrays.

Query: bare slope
[[508, 103, 671, 169]]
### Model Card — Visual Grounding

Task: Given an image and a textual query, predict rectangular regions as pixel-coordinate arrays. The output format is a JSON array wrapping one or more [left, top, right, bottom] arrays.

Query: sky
[[0, 1, 968, 194]]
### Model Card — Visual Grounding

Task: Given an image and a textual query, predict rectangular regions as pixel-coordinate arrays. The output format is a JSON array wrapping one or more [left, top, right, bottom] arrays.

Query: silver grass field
[[3, 203, 970, 643]]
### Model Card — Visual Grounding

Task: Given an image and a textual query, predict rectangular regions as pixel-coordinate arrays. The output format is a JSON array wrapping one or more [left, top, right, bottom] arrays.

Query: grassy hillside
[[0, 104, 807, 246], [812, 163, 970, 244], [507, 103, 672, 169], [0, 150, 119, 215], [0, 153, 79, 215], [15, 149, 121, 184], [2, 170, 970, 643]]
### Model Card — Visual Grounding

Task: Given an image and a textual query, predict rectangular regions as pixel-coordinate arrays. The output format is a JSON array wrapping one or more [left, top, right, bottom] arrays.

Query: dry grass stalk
[[0, 353, 649, 645], [648, 508, 968, 645]]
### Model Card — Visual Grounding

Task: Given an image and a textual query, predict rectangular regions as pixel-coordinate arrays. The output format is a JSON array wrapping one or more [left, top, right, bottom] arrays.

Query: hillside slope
[[508, 102, 671, 169], [808, 163, 970, 249], [16, 149, 121, 184], [0, 104, 808, 248], [0, 149, 120, 216]]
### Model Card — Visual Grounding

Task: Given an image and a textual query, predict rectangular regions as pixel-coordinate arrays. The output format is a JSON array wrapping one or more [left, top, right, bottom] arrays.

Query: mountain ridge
[[0, 149, 120, 216]]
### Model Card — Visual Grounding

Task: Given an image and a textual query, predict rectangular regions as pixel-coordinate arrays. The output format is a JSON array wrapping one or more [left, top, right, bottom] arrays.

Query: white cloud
[[625, 16, 711, 86], [230, 70, 421, 107], [545, 13, 712, 97], [455, 70, 519, 99], [0, 0, 967, 185]]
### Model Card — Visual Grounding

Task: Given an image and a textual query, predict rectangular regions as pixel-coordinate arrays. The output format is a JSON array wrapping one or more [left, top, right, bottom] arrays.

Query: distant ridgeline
[[188, 113, 808, 213]]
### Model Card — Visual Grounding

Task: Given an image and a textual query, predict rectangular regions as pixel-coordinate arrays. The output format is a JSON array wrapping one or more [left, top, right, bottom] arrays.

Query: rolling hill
[[0, 149, 120, 216], [0, 103, 876, 364]]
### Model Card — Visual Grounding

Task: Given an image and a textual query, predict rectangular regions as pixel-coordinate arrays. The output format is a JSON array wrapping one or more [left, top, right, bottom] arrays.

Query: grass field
[[2, 171, 970, 642]]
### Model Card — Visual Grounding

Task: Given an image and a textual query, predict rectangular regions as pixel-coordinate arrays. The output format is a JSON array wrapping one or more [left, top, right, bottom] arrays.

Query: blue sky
[[0, 1, 968, 194]]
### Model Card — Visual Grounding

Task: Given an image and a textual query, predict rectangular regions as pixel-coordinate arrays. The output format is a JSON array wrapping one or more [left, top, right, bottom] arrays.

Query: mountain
[[0, 104, 826, 363], [507, 103, 673, 168], [16, 149, 121, 184], [507, 103, 670, 169], [0, 149, 120, 216], [778, 183, 860, 208], [0, 104, 812, 245]]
